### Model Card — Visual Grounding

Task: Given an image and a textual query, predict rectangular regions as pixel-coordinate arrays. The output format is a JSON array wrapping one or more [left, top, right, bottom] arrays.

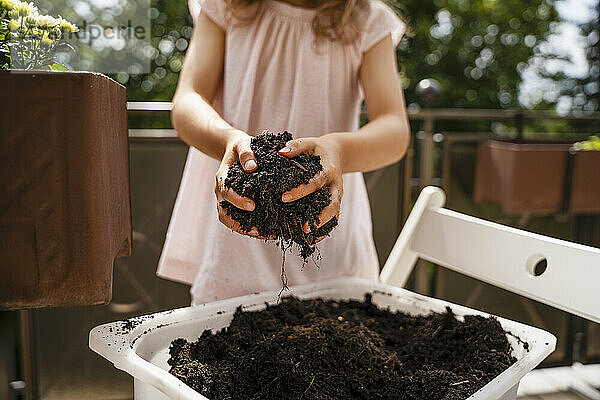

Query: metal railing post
[[420, 116, 435, 188], [18, 310, 37, 400], [414, 114, 436, 295]]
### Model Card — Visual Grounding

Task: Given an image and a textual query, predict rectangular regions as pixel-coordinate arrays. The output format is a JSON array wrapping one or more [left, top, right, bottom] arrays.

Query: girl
[[158, 0, 410, 304]]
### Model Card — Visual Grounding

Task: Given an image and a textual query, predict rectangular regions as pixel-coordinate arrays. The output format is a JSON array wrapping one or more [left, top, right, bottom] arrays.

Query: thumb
[[237, 140, 258, 172], [278, 139, 310, 158]]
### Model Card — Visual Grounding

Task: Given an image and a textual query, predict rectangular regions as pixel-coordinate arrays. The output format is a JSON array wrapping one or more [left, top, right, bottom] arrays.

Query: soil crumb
[[220, 131, 337, 260], [168, 295, 517, 399]]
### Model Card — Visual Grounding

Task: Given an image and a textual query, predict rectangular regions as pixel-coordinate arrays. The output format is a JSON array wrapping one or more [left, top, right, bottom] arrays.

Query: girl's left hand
[[278, 135, 343, 242]]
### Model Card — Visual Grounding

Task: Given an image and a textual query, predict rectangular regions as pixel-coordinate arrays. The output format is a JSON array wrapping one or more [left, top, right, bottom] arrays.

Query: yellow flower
[[573, 136, 600, 151], [58, 17, 78, 33], [14, 0, 37, 16], [40, 31, 52, 46], [25, 13, 37, 26], [0, 0, 16, 11], [47, 25, 60, 39], [8, 9, 18, 18], [8, 18, 20, 31], [34, 14, 58, 29]]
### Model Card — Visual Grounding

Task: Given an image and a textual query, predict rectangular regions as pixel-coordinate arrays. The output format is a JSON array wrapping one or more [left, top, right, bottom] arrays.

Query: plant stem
[[31, 30, 41, 69]]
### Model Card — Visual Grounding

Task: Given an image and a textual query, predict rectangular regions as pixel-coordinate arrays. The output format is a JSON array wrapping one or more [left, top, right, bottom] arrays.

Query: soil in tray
[[168, 294, 518, 400], [220, 131, 338, 261]]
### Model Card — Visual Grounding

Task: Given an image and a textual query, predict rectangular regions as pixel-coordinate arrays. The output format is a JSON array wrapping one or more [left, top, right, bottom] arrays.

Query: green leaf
[[56, 42, 75, 52], [49, 62, 68, 71]]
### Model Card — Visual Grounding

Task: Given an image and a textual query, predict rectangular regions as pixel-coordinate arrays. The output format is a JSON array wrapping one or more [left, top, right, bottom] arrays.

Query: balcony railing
[[126, 101, 600, 221]]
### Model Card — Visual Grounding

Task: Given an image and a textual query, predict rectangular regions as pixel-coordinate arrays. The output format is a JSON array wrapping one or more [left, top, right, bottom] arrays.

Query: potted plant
[[0, 0, 132, 309], [0, 0, 78, 70], [474, 136, 600, 215], [474, 139, 569, 215], [568, 136, 600, 214]]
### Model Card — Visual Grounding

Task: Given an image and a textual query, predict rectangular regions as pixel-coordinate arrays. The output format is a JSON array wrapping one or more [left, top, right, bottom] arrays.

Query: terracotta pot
[[0, 70, 131, 309], [474, 140, 570, 215], [570, 150, 600, 214]]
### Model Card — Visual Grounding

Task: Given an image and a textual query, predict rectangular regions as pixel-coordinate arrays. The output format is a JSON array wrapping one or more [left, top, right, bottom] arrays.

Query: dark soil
[[221, 131, 337, 261], [168, 295, 518, 400]]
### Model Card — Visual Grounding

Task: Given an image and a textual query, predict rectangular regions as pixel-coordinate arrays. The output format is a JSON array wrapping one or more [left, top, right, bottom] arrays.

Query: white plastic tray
[[89, 278, 556, 400]]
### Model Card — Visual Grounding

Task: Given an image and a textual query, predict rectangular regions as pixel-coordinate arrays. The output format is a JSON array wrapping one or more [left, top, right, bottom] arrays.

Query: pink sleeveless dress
[[158, 0, 405, 304]]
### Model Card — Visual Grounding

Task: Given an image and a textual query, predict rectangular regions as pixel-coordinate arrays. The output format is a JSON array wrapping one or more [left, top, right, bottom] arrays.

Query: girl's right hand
[[215, 132, 262, 237]]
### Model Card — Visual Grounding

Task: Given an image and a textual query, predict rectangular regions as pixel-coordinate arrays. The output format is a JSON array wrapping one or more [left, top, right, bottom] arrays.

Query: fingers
[[313, 235, 328, 244], [278, 139, 312, 158], [278, 137, 335, 203], [303, 184, 342, 233], [236, 139, 258, 172], [215, 135, 257, 210], [217, 203, 276, 240], [215, 171, 255, 211], [217, 203, 259, 237], [304, 204, 338, 234], [221, 187, 255, 211], [281, 171, 327, 203]]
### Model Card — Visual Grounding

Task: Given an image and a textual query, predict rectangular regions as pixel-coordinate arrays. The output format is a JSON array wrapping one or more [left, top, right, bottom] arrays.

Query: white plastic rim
[[89, 278, 557, 400]]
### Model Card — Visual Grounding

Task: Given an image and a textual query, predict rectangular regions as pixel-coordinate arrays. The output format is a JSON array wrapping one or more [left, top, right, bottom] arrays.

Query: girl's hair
[[224, 0, 390, 44]]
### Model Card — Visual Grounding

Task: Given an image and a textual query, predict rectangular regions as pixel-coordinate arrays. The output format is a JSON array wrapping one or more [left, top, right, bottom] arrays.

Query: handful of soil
[[221, 131, 337, 260], [168, 295, 519, 400]]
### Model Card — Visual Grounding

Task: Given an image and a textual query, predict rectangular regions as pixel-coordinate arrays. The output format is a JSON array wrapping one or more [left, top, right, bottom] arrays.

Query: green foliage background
[[37, 0, 598, 115], [540, 1, 600, 114], [395, 0, 558, 109], [127, 0, 560, 106], [124, 0, 193, 101]]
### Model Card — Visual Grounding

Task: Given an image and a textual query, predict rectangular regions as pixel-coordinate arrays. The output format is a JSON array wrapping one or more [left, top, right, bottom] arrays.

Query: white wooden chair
[[380, 186, 600, 398]]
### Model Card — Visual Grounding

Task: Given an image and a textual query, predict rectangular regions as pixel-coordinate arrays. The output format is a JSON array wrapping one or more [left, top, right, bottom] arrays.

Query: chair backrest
[[380, 186, 600, 324]]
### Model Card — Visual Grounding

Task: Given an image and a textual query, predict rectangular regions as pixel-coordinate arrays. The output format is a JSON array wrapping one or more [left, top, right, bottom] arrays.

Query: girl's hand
[[215, 132, 263, 238], [278, 135, 343, 242]]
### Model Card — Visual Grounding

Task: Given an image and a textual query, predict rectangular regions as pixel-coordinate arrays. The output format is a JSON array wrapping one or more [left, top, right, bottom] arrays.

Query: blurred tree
[[539, 1, 599, 113], [124, 0, 193, 101], [393, 0, 561, 109], [43, 0, 579, 113], [35, 0, 191, 102], [129, 0, 564, 111]]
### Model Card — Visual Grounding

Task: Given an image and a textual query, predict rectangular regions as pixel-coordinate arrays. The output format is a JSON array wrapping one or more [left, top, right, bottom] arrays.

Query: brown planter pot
[[474, 140, 570, 215], [570, 150, 600, 214], [0, 70, 132, 309]]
